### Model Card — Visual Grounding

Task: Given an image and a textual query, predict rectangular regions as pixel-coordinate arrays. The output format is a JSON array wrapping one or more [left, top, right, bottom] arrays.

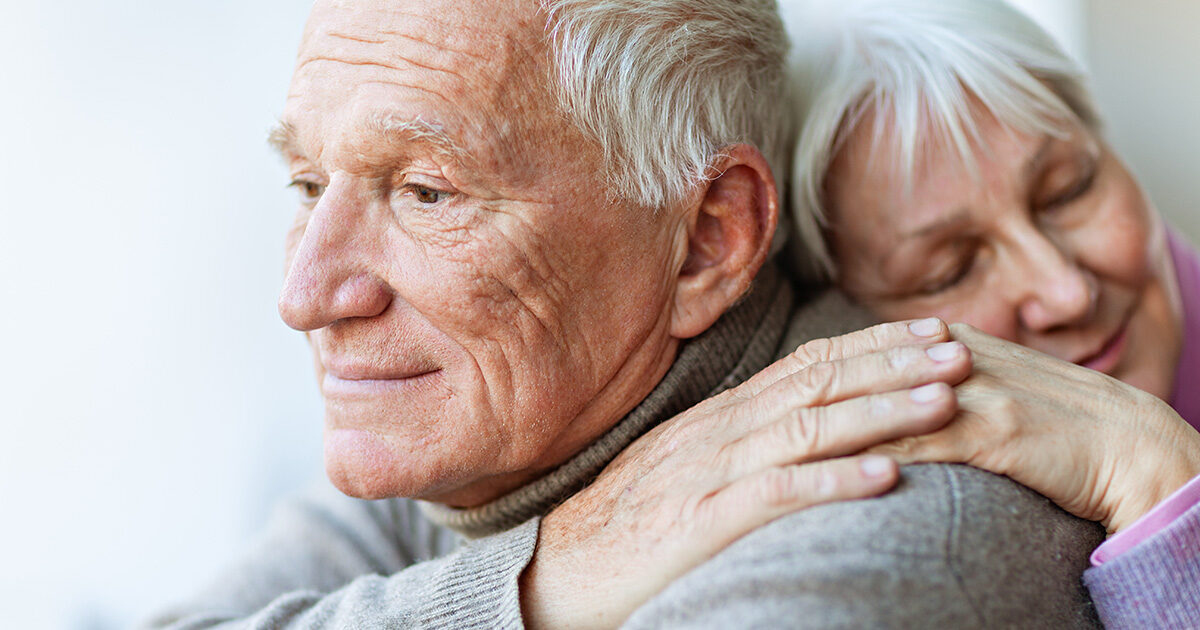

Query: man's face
[[274, 0, 689, 506]]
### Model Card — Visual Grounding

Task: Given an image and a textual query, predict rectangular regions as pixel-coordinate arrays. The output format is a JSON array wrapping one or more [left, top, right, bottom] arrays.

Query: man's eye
[[288, 180, 326, 203], [411, 185, 450, 205]]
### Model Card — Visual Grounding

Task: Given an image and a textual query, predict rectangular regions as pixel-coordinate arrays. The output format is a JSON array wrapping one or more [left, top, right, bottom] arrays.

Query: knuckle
[[795, 336, 835, 365], [867, 393, 897, 418], [870, 321, 901, 347], [883, 346, 916, 372], [781, 407, 823, 454], [760, 467, 807, 506], [794, 360, 837, 402]]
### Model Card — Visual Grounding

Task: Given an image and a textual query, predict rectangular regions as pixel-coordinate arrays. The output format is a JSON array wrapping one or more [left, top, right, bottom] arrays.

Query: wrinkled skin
[[830, 107, 1182, 401], [523, 320, 971, 628], [872, 324, 1200, 534], [276, 0, 692, 506], [827, 104, 1200, 533], [273, 1, 985, 625]]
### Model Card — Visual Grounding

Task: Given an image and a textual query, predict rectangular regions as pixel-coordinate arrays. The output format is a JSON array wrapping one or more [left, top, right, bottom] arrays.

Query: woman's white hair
[[542, 0, 791, 214], [785, 0, 1101, 279]]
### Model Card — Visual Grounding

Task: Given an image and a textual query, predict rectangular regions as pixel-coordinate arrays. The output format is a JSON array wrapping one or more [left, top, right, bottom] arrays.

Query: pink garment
[[1092, 474, 1200, 564], [1168, 228, 1200, 429], [1092, 227, 1200, 566]]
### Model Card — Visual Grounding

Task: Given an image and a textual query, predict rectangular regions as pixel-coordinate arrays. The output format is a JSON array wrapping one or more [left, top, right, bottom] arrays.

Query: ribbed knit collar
[[421, 264, 793, 538]]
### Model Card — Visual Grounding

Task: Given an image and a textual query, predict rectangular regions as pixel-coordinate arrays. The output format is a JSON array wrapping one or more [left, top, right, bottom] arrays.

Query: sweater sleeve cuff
[[1084, 490, 1200, 629], [412, 516, 540, 629], [1091, 473, 1200, 566]]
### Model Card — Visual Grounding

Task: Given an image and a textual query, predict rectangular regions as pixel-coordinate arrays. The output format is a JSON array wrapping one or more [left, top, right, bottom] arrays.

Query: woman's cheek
[[1077, 166, 1156, 286]]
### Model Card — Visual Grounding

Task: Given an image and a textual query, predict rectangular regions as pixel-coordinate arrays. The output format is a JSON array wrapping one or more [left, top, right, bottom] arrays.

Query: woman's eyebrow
[[880, 209, 971, 270], [899, 209, 971, 241], [1022, 135, 1055, 181]]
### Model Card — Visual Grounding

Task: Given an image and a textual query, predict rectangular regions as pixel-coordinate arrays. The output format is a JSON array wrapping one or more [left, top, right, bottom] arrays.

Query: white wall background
[[1086, 0, 1200, 240], [1, 1, 1195, 629], [0, 2, 321, 628]]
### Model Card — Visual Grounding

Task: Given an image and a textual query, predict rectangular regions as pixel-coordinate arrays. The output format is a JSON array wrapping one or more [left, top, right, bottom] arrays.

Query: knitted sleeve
[[1083, 498, 1200, 629], [138, 484, 536, 630]]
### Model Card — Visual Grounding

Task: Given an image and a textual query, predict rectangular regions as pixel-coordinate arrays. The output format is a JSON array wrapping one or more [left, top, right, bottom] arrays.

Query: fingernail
[[908, 318, 942, 337], [910, 383, 944, 403], [861, 456, 894, 478], [926, 342, 962, 362]]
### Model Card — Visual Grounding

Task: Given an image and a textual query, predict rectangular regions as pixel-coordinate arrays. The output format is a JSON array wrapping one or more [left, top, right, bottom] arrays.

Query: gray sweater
[[145, 267, 1105, 629]]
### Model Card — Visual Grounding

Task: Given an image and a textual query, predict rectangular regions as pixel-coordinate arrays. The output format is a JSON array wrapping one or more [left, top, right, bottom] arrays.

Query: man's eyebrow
[[264, 115, 469, 164], [267, 120, 299, 158], [367, 113, 468, 163]]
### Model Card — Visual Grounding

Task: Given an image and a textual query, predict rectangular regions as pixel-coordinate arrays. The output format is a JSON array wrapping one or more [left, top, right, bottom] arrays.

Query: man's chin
[[323, 428, 418, 500]]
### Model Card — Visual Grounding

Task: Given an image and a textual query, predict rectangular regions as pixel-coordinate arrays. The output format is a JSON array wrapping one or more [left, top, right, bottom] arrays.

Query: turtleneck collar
[[421, 264, 793, 538]]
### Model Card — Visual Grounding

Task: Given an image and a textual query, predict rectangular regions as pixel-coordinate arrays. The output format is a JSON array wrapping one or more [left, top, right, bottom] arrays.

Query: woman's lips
[[1078, 321, 1129, 374]]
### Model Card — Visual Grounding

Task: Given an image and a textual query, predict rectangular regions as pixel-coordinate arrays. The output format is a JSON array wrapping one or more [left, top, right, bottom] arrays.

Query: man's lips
[[319, 353, 442, 396], [320, 352, 440, 381], [322, 368, 442, 397]]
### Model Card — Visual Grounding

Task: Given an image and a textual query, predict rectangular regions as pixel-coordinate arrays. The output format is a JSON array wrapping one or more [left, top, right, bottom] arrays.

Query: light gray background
[[0, 1, 1191, 628]]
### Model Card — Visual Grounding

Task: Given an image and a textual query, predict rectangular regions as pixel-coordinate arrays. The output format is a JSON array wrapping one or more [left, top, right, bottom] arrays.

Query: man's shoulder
[[626, 464, 1104, 629]]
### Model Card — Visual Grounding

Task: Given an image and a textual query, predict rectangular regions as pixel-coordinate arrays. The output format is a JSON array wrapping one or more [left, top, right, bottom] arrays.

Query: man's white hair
[[543, 0, 791, 214], [785, 0, 1101, 279]]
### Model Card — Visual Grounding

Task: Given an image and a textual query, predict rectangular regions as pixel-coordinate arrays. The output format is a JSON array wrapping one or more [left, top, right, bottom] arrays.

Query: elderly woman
[[784, 0, 1200, 626]]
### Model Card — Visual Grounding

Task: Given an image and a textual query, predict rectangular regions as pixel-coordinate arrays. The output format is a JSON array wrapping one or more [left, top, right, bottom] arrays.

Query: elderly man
[[147, 0, 1104, 627]]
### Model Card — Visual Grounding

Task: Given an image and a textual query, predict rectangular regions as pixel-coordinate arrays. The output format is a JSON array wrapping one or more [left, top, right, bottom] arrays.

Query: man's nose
[[278, 181, 392, 332], [1015, 230, 1097, 333]]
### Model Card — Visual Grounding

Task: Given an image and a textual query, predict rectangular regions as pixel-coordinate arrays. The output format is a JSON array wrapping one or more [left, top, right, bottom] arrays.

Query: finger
[[740, 340, 970, 422], [701, 456, 900, 545], [720, 383, 957, 480], [734, 318, 951, 399], [864, 424, 971, 465]]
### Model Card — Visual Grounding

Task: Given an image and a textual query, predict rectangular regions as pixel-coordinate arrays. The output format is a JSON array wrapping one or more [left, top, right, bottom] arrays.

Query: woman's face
[[827, 109, 1182, 400]]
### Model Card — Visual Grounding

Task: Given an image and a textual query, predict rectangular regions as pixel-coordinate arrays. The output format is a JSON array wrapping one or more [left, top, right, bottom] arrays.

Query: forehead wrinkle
[[292, 0, 566, 190], [374, 27, 491, 63]]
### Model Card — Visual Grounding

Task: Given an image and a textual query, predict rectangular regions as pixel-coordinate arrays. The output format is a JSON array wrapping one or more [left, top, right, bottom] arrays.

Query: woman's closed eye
[[1038, 160, 1098, 213], [916, 241, 980, 296]]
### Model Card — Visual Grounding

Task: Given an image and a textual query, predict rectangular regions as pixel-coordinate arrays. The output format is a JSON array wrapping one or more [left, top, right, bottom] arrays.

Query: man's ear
[[670, 144, 779, 339]]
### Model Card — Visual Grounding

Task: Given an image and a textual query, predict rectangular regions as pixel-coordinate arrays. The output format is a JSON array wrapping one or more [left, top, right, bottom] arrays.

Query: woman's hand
[[520, 319, 972, 629], [871, 324, 1200, 535]]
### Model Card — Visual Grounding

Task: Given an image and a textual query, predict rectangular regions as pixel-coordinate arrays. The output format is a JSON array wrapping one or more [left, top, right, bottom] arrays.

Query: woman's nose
[[1015, 233, 1098, 333], [278, 181, 393, 332]]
